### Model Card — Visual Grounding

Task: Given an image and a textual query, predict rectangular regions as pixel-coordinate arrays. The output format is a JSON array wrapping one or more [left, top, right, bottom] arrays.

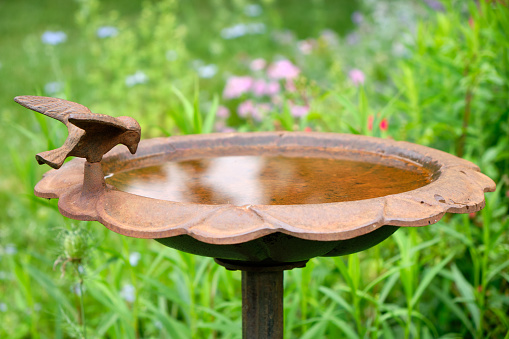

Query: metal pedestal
[[215, 259, 308, 339]]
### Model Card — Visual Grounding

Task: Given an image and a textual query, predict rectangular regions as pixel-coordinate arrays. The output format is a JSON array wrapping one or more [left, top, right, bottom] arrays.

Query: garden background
[[0, 0, 508, 338]]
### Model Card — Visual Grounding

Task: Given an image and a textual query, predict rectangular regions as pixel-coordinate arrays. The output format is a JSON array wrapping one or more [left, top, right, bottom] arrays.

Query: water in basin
[[106, 155, 433, 205]]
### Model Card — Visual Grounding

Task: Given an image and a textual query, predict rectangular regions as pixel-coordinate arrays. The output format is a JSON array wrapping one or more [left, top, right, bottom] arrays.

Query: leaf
[[429, 285, 475, 334], [344, 122, 361, 134], [301, 305, 336, 339], [335, 94, 358, 116], [203, 94, 219, 134], [358, 86, 369, 135], [95, 312, 120, 337], [318, 286, 353, 315], [327, 315, 359, 339], [486, 260, 509, 285], [379, 272, 400, 304], [192, 80, 202, 133], [143, 301, 191, 339], [410, 251, 456, 307], [26, 265, 75, 315], [450, 264, 480, 331], [171, 86, 195, 134], [364, 266, 404, 293]]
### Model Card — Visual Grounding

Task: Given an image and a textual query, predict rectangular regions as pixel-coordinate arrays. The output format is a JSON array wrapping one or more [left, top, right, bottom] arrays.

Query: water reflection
[[106, 155, 433, 205]]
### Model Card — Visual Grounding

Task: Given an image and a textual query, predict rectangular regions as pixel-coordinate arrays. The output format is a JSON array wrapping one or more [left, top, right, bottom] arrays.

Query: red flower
[[367, 115, 374, 131], [380, 118, 389, 131], [468, 17, 474, 29]]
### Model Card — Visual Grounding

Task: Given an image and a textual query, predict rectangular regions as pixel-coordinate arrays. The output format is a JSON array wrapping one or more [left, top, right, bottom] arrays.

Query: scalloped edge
[[34, 132, 496, 245]]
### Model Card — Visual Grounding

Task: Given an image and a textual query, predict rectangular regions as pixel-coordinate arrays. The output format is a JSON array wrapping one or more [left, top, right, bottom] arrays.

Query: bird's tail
[[36, 148, 67, 169]]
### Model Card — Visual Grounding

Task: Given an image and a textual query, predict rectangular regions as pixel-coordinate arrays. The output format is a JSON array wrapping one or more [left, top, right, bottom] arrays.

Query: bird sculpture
[[14, 96, 141, 169]]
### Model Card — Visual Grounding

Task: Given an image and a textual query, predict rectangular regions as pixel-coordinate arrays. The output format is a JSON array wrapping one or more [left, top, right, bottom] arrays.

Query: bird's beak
[[128, 143, 138, 154]]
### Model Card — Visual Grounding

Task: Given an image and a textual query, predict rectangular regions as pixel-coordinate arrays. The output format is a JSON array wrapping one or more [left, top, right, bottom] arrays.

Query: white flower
[[247, 23, 266, 35], [273, 30, 294, 45], [346, 32, 360, 45], [221, 24, 248, 39], [71, 284, 82, 296], [196, 64, 218, 78], [125, 71, 148, 87], [41, 31, 67, 45], [120, 284, 136, 302], [5, 244, 17, 255], [221, 23, 266, 39], [320, 29, 338, 46], [96, 26, 118, 38], [245, 4, 262, 17], [351, 11, 364, 25], [44, 81, 63, 95], [392, 42, 407, 57], [129, 252, 141, 267]]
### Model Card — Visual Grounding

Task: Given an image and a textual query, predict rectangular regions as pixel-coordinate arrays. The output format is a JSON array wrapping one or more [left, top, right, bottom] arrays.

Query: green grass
[[1, 0, 508, 338]]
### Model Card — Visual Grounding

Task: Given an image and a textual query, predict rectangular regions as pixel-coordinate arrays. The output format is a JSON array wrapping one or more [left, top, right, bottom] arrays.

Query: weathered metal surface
[[14, 96, 140, 169], [214, 260, 304, 339], [160, 227, 398, 263], [32, 133, 495, 247], [214, 258, 308, 272], [242, 270, 284, 339]]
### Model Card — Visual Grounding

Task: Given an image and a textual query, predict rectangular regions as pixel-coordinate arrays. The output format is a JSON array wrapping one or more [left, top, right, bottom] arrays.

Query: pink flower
[[298, 40, 314, 54], [250, 58, 266, 71], [265, 81, 280, 96], [380, 118, 388, 131], [223, 76, 254, 99], [215, 121, 236, 133], [251, 103, 271, 122], [216, 105, 230, 118], [252, 80, 267, 97], [238, 100, 254, 117], [285, 79, 297, 92], [238, 101, 272, 122], [251, 80, 281, 97], [290, 104, 309, 118], [267, 60, 300, 80], [304, 126, 312, 132], [220, 127, 236, 133], [349, 69, 365, 86]]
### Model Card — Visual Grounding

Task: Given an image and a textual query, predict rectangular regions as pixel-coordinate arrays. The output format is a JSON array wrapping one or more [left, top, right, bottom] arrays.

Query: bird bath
[[16, 96, 495, 338]]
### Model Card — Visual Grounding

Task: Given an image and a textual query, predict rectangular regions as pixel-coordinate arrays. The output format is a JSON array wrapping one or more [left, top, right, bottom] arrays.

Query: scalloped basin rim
[[34, 132, 496, 247]]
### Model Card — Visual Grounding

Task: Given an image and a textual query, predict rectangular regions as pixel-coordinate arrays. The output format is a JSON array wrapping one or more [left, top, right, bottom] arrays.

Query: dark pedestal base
[[215, 259, 307, 339]]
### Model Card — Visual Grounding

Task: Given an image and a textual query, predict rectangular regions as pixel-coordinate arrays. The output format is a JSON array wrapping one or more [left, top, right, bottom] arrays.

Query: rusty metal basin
[[34, 132, 495, 265]]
